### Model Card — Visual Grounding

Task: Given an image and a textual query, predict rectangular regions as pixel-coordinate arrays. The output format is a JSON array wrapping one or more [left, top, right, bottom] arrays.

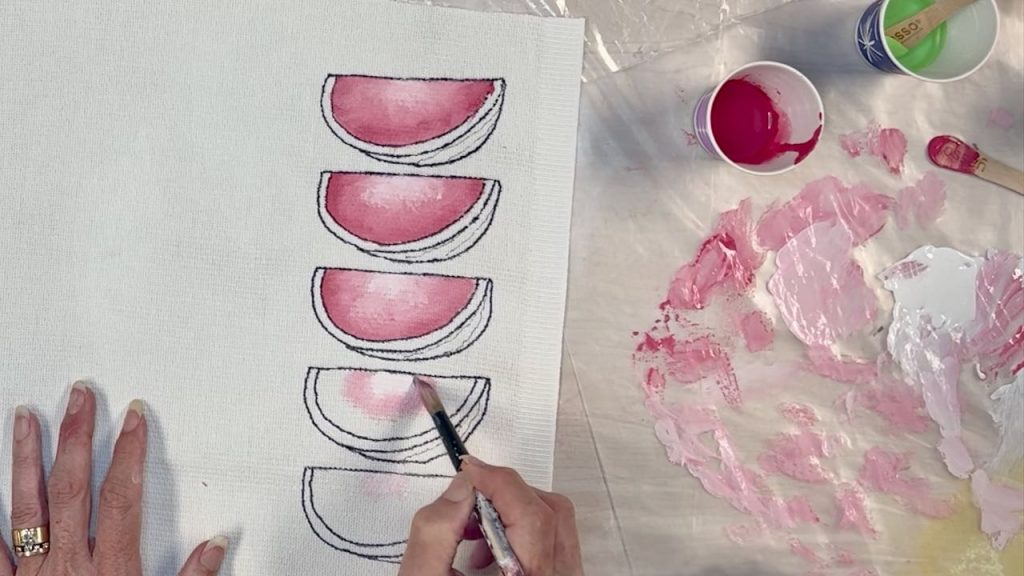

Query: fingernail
[[68, 381, 89, 415], [200, 536, 228, 571], [14, 406, 31, 441], [461, 454, 487, 468], [123, 400, 145, 433], [442, 473, 474, 503]]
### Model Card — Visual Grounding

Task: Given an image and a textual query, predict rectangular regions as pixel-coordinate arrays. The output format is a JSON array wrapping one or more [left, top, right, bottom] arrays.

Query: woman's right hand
[[398, 455, 583, 576]]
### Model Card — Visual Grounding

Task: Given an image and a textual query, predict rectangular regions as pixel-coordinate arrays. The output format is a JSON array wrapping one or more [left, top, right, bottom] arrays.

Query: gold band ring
[[12, 526, 50, 558]]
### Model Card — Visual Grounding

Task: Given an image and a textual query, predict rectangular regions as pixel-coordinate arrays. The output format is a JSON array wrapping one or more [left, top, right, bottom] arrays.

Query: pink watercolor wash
[[739, 310, 773, 352], [323, 173, 485, 245], [319, 269, 476, 342], [342, 370, 422, 420], [755, 176, 893, 251], [839, 124, 908, 175], [857, 447, 954, 518], [667, 199, 763, 310], [987, 107, 1016, 130], [768, 222, 879, 347], [330, 76, 495, 147], [361, 473, 412, 499], [895, 171, 946, 230]]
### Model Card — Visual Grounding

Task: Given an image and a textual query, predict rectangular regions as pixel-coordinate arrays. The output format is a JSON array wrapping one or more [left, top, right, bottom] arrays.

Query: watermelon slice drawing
[[311, 268, 492, 361], [302, 467, 450, 562], [303, 367, 490, 464], [322, 75, 505, 166], [317, 172, 500, 263]]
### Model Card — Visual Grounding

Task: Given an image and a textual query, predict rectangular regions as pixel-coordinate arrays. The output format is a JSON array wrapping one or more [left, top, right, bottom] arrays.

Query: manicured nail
[[442, 473, 473, 503], [200, 536, 228, 571], [68, 381, 89, 415], [123, 400, 145, 433], [14, 406, 31, 441]]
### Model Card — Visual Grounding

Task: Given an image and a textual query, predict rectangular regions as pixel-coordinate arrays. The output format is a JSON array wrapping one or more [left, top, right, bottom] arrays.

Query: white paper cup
[[692, 61, 824, 176], [855, 0, 999, 82]]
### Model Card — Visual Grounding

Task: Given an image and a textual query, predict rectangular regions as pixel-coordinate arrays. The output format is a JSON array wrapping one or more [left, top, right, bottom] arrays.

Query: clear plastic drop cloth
[[547, 0, 1024, 575], [403, 0, 797, 80]]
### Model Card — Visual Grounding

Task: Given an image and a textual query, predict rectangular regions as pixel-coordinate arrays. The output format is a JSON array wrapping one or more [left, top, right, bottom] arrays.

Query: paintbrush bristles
[[413, 376, 445, 414]]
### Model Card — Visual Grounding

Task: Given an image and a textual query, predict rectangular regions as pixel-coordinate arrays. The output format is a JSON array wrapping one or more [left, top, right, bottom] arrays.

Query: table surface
[[548, 1, 1024, 575]]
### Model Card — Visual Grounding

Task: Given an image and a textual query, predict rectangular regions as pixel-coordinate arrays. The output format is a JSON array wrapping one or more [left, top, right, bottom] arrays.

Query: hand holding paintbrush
[[398, 376, 585, 576]]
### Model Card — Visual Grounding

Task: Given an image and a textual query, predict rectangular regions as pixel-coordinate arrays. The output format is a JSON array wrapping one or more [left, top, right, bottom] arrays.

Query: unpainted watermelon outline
[[310, 268, 493, 361], [302, 466, 452, 563], [303, 367, 491, 464], [316, 171, 502, 263], [320, 75, 506, 167]]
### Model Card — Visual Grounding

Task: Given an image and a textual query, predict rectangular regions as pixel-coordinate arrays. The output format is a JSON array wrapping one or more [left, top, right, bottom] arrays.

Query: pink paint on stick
[[927, 135, 981, 175]]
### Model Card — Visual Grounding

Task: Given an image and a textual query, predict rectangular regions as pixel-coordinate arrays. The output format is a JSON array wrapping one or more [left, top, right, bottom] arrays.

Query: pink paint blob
[[858, 447, 954, 518], [319, 269, 476, 341], [331, 76, 495, 147], [895, 171, 946, 230], [834, 483, 877, 536], [840, 123, 907, 175], [806, 346, 878, 385], [341, 370, 422, 420], [786, 495, 821, 524], [780, 402, 819, 428], [927, 135, 981, 175], [710, 78, 821, 165], [758, 428, 833, 484], [322, 172, 485, 245], [987, 107, 1016, 131], [967, 251, 1024, 380], [755, 176, 894, 251], [971, 469, 1024, 550], [789, 537, 824, 566], [739, 310, 774, 352], [856, 378, 930, 434], [667, 199, 763, 310], [768, 222, 879, 347], [637, 333, 743, 407]]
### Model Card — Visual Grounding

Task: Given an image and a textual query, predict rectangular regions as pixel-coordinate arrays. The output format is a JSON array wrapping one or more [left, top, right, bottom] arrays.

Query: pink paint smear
[[895, 171, 946, 230], [739, 310, 774, 352], [840, 123, 908, 176], [987, 107, 1016, 131], [342, 370, 421, 420], [858, 447, 954, 518]]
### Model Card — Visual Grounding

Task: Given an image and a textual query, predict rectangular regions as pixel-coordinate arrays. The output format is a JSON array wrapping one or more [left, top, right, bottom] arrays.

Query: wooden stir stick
[[886, 0, 977, 51], [928, 135, 1024, 196]]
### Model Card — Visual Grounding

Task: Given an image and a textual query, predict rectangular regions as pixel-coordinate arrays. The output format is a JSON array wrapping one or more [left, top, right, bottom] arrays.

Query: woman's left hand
[[3, 382, 226, 576]]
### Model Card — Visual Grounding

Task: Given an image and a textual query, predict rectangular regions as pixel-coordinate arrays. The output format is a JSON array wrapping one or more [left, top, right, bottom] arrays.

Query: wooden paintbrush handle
[[975, 154, 1024, 196], [886, 0, 976, 50]]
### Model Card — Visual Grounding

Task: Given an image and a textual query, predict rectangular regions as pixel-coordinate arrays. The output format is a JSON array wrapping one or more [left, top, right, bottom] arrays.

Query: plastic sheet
[[553, 0, 1024, 575], [403, 0, 796, 80]]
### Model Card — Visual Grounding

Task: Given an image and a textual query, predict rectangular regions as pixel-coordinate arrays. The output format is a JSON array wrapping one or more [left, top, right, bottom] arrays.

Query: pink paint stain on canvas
[[667, 199, 763, 310], [780, 402, 819, 427], [856, 378, 930, 434], [805, 346, 878, 385], [789, 537, 824, 566], [755, 176, 893, 251], [323, 172, 485, 245], [739, 310, 774, 352], [834, 483, 877, 536], [987, 107, 1016, 131], [858, 447, 954, 518], [839, 123, 908, 175], [331, 76, 495, 147], [360, 473, 412, 499], [320, 269, 475, 341], [758, 428, 834, 484], [895, 171, 946, 230], [768, 222, 879, 347], [971, 469, 1024, 550], [341, 370, 422, 420]]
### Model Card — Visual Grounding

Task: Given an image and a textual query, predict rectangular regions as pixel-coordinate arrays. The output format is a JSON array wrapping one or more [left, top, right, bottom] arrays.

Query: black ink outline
[[304, 367, 491, 464], [311, 268, 493, 361], [317, 171, 501, 263], [320, 75, 506, 167], [302, 467, 452, 562]]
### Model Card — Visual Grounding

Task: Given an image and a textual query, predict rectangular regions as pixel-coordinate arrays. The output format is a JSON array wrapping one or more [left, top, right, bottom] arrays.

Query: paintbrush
[[928, 135, 1024, 196], [413, 376, 524, 576]]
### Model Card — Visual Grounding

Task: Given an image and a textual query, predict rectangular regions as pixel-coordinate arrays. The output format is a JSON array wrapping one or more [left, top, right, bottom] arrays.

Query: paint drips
[[710, 78, 822, 165], [840, 123, 908, 175], [858, 447, 954, 518], [667, 200, 763, 310], [895, 171, 946, 229], [769, 222, 879, 347], [756, 176, 893, 251]]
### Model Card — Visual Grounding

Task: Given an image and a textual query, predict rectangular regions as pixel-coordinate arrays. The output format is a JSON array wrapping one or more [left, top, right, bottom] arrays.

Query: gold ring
[[12, 526, 49, 558]]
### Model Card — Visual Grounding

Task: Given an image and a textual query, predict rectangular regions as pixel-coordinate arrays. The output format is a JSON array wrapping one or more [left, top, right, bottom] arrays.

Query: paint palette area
[[561, 6, 1024, 570]]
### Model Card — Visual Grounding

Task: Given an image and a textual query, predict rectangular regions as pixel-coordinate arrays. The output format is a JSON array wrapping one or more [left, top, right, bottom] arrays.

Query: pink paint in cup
[[693, 62, 824, 175]]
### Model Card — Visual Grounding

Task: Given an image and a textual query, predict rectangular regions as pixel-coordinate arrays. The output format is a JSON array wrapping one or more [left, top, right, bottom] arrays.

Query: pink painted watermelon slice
[[318, 172, 500, 263], [312, 268, 492, 361], [303, 367, 490, 464], [322, 75, 505, 166]]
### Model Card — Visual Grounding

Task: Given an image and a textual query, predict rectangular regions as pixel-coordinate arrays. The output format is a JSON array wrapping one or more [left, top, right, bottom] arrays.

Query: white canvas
[[0, 1, 585, 573]]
